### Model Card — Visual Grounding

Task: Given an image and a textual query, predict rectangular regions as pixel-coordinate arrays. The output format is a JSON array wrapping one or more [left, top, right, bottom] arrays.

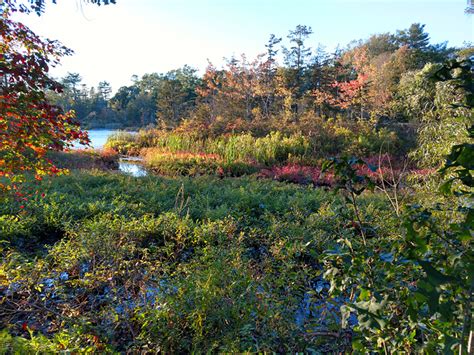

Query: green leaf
[[418, 260, 454, 286]]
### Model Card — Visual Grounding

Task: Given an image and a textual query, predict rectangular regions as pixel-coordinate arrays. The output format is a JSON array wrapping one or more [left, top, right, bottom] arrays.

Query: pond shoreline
[[73, 129, 148, 177]]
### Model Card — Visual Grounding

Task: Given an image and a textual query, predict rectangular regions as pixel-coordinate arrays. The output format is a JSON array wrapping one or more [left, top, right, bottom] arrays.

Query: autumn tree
[[225, 55, 262, 122], [338, 41, 412, 117], [330, 45, 372, 119], [0, 0, 118, 192], [195, 62, 231, 129], [0, 9, 89, 190], [322, 23, 455, 120]]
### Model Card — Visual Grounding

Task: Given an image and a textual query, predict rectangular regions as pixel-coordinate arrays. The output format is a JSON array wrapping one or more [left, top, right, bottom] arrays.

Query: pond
[[73, 129, 118, 150], [74, 129, 147, 177]]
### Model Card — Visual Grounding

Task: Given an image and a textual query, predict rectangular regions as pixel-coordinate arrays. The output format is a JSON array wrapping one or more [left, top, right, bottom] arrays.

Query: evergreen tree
[[396, 23, 430, 50], [282, 25, 314, 118], [62, 72, 82, 101], [365, 33, 399, 56], [98, 81, 112, 102], [283, 25, 313, 70], [265, 34, 282, 69]]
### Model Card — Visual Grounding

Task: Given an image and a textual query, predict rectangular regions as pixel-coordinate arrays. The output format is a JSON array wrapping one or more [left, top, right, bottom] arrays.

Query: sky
[[12, 0, 473, 93]]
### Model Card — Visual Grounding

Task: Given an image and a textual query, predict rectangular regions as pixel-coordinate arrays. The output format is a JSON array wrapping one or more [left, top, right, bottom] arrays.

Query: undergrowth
[[0, 171, 396, 352]]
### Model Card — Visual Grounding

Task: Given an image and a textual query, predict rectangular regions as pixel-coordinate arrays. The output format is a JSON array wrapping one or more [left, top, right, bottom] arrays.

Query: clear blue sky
[[14, 0, 473, 93]]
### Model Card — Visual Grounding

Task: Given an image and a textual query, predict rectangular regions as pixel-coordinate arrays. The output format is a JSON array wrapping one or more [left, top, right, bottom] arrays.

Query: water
[[74, 129, 147, 177], [73, 129, 117, 150], [119, 157, 148, 177]]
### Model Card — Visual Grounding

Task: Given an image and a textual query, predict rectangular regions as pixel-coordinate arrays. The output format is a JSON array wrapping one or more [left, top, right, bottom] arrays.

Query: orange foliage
[[0, 10, 89, 190]]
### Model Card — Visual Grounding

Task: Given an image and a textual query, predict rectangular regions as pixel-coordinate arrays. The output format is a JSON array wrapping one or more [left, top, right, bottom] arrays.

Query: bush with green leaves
[[104, 131, 141, 155], [321, 59, 473, 353], [398, 60, 472, 167]]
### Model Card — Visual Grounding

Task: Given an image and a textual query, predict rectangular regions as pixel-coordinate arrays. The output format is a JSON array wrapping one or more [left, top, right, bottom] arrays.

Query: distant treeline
[[50, 23, 472, 142]]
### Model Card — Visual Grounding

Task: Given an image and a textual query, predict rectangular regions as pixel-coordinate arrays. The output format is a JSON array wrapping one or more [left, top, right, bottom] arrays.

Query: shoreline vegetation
[[103, 127, 431, 183]]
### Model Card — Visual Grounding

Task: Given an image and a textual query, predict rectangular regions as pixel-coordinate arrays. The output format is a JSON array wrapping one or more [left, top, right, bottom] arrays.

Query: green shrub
[[104, 131, 140, 155]]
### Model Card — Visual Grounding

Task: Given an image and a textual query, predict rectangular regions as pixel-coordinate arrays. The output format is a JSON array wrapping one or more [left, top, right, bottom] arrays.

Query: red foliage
[[258, 157, 434, 187], [100, 147, 119, 159], [331, 73, 369, 110], [0, 10, 89, 191], [259, 164, 334, 186]]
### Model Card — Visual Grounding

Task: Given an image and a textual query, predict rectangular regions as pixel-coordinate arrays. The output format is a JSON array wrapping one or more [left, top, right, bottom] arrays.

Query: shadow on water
[[5, 226, 66, 258]]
